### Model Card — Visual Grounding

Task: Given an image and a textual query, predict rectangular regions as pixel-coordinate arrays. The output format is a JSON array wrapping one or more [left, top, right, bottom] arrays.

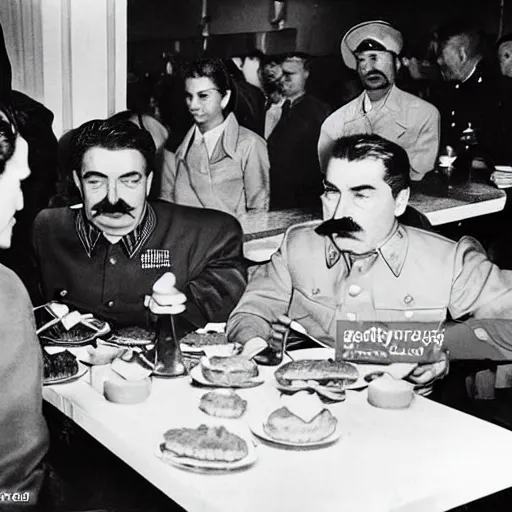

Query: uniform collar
[[359, 85, 408, 127], [176, 112, 240, 162], [75, 203, 156, 259], [323, 222, 408, 277]]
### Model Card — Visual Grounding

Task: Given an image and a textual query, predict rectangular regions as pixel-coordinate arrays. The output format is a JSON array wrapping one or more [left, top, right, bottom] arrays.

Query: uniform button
[[107, 300, 115, 308], [348, 284, 362, 297], [455, 84, 460, 89], [451, 122, 456, 127], [404, 294, 414, 305], [109, 257, 117, 265], [60, 289, 68, 297], [347, 312, 357, 321], [404, 311, 414, 319], [451, 110, 455, 116]]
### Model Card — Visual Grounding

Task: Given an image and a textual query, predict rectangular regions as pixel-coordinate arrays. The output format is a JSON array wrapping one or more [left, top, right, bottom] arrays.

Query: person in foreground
[[33, 118, 247, 330], [227, 134, 512, 387], [0, 103, 49, 509]]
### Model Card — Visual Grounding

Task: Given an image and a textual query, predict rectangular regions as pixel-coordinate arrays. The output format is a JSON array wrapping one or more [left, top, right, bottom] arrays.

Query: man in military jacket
[[33, 118, 247, 330], [227, 134, 512, 385]]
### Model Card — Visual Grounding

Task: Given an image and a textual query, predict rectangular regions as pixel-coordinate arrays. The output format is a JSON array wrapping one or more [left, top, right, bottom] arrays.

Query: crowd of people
[[4, 14, 512, 511]]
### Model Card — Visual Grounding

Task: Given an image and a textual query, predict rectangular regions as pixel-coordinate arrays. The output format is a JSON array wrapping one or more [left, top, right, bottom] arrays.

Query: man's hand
[[268, 314, 292, 352], [407, 351, 449, 387]]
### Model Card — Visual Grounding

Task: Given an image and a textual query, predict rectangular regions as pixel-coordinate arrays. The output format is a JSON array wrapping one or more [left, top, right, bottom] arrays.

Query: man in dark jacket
[[431, 20, 512, 166], [267, 52, 331, 210], [33, 118, 247, 331]]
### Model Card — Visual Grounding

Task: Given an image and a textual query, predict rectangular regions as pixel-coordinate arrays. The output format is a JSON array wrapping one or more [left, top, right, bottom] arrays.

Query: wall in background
[[129, 0, 512, 57]]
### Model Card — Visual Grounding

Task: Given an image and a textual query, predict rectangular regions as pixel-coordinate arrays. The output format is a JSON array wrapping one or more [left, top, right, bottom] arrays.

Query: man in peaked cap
[[318, 21, 440, 182]]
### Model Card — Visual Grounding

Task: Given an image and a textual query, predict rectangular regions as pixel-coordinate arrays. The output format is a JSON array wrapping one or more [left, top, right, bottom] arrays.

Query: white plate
[[44, 361, 88, 386], [189, 364, 264, 389], [155, 439, 258, 473], [278, 348, 417, 391], [249, 417, 342, 448]]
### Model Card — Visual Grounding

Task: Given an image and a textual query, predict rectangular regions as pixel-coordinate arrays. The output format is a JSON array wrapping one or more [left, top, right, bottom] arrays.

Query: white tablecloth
[[44, 358, 512, 512]]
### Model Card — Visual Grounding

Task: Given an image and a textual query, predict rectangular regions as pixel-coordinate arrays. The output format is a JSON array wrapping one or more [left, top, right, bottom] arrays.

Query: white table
[[44, 354, 512, 512]]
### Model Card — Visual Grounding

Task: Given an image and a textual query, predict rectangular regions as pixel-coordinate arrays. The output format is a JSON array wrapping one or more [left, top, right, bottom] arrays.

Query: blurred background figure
[[0, 21, 61, 300], [154, 52, 193, 152], [225, 56, 266, 137], [267, 52, 331, 210], [260, 54, 286, 139], [241, 49, 264, 90], [160, 57, 269, 216], [497, 34, 512, 78]]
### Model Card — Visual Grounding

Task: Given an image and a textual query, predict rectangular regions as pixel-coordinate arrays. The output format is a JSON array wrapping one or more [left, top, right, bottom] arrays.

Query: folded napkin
[[111, 349, 154, 381]]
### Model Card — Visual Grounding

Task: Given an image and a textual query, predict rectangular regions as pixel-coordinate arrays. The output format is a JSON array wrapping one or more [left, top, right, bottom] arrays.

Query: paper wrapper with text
[[335, 321, 445, 364]]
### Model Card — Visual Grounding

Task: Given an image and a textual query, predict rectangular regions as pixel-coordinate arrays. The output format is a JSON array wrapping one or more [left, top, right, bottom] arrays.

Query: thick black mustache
[[364, 71, 387, 80], [315, 217, 363, 238], [91, 197, 135, 218]]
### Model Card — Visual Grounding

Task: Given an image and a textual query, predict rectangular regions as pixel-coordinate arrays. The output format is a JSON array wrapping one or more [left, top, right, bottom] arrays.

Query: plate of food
[[43, 349, 88, 385], [189, 355, 264, 389], [249, 391, 341, 448], [106, 326, 156, 346], [276, 348, 417, 392], [156, 424, 257, 472]]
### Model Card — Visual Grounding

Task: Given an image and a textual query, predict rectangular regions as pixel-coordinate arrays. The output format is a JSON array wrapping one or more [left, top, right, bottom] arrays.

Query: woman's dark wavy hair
[[0, 102, 18, 175], [68, 118, 156, 176], [183, 57, 232, 97], [329, 134, 411, 197]]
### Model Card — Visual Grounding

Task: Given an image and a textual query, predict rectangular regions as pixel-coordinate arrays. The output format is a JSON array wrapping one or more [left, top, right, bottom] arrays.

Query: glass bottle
[[152, 313, 187, 378]]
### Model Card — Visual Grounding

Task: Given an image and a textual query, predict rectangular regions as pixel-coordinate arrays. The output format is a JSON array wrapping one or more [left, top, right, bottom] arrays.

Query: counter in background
[[241, 176, 506, 262]]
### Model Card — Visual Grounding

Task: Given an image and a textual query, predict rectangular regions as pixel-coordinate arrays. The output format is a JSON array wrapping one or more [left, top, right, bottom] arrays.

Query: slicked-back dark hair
[[329, 134, 411, 197], [184, 57, 232, 96], [69, 118, 156, 176], [0, 102, 18, 175]]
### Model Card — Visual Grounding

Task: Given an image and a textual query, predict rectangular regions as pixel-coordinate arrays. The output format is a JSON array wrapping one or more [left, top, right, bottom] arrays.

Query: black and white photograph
[[3, 0, 512, 510]]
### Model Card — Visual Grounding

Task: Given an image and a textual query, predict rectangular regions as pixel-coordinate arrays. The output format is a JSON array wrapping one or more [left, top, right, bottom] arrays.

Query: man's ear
[[394, 187, 410, 217], [146, 171, 154, 197], [304, 69, 310, 81], [395, 56, 402, 73], [459, 46, 467, 63], [221, 89, 232, 110], [72, 170, 83, 196]]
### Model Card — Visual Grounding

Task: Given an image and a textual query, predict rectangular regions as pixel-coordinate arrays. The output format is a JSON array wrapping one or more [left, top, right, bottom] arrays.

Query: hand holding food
[[145, 272, 187, 315]]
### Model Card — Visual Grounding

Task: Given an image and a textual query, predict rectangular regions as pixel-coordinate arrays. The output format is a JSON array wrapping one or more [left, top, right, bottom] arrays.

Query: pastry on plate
[[275, 359, 358, 390], [43, 349, 79, 381], [161, 424, 248, 462], [200, 355, 258, 386], [199, 389, 247, 418], [107, 326, 156, 346], [263, 391, 338, 444], [180, 331, 227, 347]]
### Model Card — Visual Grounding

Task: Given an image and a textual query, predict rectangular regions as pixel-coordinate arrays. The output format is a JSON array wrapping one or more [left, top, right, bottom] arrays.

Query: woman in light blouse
[[159, 57, 270, 217]]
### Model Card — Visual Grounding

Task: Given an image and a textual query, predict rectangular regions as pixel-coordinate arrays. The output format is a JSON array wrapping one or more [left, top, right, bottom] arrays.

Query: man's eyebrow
[[322, 179, 338, 189], [350, 184, 376, 192], [119, 171, 143, 179], [82, 171, 107, 179]]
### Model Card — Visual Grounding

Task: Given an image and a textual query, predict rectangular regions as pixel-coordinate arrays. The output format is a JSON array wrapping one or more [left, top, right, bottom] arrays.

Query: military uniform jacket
[[430, 59, 512, 164], [33, 201, 247, 328], [227, 221, 512, 358], [318, 85, 440, 181]]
